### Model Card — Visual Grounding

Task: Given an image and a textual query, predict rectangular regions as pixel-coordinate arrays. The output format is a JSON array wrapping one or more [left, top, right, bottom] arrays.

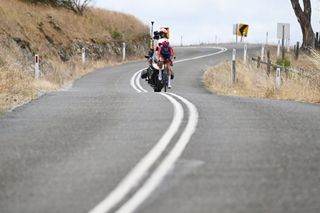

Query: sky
[[92, 0, 320, 45]]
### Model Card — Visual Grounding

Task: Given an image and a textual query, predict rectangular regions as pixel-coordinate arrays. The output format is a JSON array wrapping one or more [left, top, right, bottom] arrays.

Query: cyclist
[[158, 40, 174, 89], [152, 31, 160, 63], [158, 28, 168, 47]]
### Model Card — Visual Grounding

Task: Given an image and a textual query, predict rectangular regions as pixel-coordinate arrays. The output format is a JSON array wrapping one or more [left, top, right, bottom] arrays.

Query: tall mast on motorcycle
[[150, 21, 155, 49]]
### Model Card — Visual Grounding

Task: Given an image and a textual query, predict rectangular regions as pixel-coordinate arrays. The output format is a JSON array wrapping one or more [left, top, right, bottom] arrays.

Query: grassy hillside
[[203, 48, 320, 103], [0, 0, 149, 111]]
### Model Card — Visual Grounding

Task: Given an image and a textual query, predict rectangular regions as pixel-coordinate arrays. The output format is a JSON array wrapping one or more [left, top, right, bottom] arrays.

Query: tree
[[22, 0, 92, 15], [290, 0, 315, 48], [63, 0, 92, 15]]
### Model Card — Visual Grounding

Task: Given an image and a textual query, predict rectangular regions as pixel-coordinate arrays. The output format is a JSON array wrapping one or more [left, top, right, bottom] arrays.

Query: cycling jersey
[[158, 46, 174, 60], [158, 38, 168, 46]]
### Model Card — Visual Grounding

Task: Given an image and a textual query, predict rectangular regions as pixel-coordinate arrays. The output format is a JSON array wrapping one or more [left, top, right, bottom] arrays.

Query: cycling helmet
[[163, 40, 169, 47], [160, 28, 168, 34], [153, 31, 160, 39]]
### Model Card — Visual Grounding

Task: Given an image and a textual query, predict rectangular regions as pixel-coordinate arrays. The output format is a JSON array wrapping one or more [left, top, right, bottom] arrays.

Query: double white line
[[90, 47, 227, 213], [130, 69, 148, 93], [90, 91, 198, 213]]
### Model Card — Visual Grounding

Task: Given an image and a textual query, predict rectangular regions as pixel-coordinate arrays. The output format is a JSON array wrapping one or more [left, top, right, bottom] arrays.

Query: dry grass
[[0, 0, 148, 112], [203, 49, 320, 103], [0, 0, 148, 51]]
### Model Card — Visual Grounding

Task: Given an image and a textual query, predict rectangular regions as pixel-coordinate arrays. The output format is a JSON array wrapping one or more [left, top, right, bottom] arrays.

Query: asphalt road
[[0, 45, 320, 213]]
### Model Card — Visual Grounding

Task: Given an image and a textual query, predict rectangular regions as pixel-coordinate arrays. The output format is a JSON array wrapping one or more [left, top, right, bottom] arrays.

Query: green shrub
[[111, 31, 122, 40], [276, 58, 291, 68]]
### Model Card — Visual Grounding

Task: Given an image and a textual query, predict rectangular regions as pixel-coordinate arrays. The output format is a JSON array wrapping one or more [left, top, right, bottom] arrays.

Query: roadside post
[[233, 24, 238, 43], [82, 47, 86, 64], [261, 45, 265, 61], [277, 40, 281, 57], [276, 68, 281, 89], [35, 54, 40, 79], [122, 42, 126, 61], [295, 41, 300, 60], [266, 32, 269, 45], [244, 44, 247, 64], [282, 25, 285, 60], [267, 50, 271, 76], [231, 49, 236, 84], [257, 56, 261, 68]]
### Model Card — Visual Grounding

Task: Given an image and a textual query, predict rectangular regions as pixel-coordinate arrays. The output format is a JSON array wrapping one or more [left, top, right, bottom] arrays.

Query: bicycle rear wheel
[[162, 70, 167, 93]]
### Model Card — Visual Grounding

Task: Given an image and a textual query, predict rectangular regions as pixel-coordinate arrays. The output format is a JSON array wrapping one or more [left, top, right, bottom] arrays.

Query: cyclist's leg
[[165, 61, 172, 88], [158, 59, 164, 80]]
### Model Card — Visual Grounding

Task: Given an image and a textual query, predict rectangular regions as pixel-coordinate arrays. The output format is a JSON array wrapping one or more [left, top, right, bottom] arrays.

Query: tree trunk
[[290, 0, 315, 49]]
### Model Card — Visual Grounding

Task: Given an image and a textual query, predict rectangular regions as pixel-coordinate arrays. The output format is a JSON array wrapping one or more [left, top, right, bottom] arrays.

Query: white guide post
[[231, 49, 236, 84], [276, 68, 282, 89], [82, 47, 86, 64], [122, 42, 126, 61], [261, 45, 265, 61], [35, 54, 40, 79]]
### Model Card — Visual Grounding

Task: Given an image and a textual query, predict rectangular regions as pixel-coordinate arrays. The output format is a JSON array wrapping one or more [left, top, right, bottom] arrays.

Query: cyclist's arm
[[158, 46, 162, 60], [170, 47, 175, 61]]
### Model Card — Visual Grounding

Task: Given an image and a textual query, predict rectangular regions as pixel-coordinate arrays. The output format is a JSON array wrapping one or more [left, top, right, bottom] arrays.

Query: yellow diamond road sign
[[237, 24, 249, 37]]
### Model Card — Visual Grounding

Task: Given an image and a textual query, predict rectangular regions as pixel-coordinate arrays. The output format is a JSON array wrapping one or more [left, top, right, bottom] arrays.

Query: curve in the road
[[90, 47, 227, 213], [89, 93, 184, 213], [116, 93, 199, 213]]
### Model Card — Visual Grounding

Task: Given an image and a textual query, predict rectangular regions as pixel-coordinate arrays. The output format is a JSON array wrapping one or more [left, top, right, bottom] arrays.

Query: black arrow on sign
[[239, 25, 248, 36]]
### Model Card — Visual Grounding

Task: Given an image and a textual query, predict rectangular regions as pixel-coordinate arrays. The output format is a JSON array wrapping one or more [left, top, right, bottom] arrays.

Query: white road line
[[135, 69, 148, 93], [89, 93, 184, 213], [130, 70, 143, 93], [175, 47, 227, 64], [91, 46, 224, 213], [116, 93, 199, 213]]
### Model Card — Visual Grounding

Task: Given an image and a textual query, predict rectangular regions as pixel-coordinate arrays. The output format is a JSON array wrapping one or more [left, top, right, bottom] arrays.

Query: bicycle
[[159, 59, 172, 93]]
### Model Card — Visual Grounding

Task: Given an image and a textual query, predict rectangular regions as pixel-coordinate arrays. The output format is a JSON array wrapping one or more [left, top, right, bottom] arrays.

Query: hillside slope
[[0, 0, 149, 111]]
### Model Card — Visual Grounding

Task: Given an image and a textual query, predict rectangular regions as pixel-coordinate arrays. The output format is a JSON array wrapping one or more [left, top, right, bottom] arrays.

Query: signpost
[[266, 32, 269, 45], [277, 23, 290, 60], [237, 24, 249, 37], [234, 24, 249, 43], [277, 40, 281, 57], [233, 24, 238, 43]]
